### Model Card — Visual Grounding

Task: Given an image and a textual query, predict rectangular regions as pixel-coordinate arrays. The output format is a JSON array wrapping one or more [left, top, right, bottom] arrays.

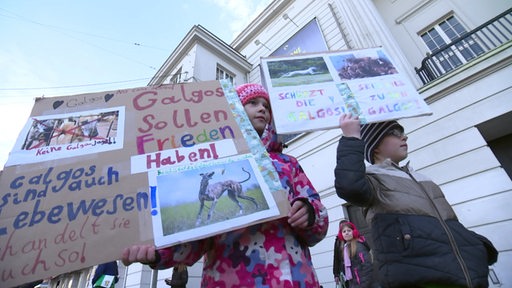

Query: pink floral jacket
[[151, 125, 329, 287]]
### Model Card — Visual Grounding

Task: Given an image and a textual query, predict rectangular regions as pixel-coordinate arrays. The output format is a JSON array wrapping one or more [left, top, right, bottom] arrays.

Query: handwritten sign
[[0, 80, 287, 287], [260, 47, 432, 134]]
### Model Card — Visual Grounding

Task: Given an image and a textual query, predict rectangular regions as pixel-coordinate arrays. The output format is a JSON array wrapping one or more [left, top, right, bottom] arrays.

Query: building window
[[420, 15, 484, 73], [170, 67, 183, 83], [216, 65, 234, 85], [271, 18, 327, 57], [477, 111, 512, 180]]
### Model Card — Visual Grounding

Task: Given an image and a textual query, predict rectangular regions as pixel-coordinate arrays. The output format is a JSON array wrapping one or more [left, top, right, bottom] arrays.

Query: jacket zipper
[[403, 167, 473, 287]]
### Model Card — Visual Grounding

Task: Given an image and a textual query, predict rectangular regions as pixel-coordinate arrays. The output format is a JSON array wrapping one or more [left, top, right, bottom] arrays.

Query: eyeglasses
[[386, 129, 406, 138]]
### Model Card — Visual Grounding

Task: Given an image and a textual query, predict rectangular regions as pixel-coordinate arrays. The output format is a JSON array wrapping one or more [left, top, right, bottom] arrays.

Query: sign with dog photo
[[0, 80, 288, 287], [260, 47, 432, 134]]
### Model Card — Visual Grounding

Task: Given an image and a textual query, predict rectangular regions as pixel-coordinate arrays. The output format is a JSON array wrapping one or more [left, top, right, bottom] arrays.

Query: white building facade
[[49, 1, 512, 287]]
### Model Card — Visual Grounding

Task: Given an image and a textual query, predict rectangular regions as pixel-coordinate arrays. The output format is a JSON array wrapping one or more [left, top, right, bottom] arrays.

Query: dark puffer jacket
[[334, 136, 496, 288]]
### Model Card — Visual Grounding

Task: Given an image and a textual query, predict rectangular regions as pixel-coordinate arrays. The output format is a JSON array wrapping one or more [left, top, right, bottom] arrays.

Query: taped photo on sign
[[6, 107, 125, 166], [266, 57, 332, 87], [149, 154, 280, 248]]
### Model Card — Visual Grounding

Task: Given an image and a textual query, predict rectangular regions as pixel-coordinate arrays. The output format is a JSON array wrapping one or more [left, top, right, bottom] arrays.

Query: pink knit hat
[[235, 83, 270, 106]]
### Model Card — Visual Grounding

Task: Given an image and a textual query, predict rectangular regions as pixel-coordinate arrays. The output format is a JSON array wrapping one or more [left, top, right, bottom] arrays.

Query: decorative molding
[[395, 0, 432, 24], [148, 25, 252, 86]]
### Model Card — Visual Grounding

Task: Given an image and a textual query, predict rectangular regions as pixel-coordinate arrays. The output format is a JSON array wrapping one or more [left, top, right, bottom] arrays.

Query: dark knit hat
[[360, 120, 404, 164]]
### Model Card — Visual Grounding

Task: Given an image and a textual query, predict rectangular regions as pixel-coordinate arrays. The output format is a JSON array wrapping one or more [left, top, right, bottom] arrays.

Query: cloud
[[209, 0, 272, 40]]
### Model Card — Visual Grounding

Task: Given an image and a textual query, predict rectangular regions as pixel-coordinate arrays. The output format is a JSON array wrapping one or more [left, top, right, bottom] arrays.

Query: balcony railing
[[415, 8, 512, 85]]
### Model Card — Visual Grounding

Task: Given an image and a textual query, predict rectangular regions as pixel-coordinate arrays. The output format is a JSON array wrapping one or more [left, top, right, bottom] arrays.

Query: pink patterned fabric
[[151, 123, 329, 287]]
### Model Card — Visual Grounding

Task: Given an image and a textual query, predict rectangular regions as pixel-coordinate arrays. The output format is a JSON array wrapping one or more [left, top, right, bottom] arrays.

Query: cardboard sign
[[260, 47, 432, 134], [0, 80, 287, 287]]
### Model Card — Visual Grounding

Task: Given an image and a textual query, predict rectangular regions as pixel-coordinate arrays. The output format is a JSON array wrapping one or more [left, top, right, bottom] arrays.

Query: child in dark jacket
[[333, 221, 373, 288], [334, 114, 497, 288]]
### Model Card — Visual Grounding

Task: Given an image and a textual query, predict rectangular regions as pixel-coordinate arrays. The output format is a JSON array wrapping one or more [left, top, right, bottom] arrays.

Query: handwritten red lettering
[[54, 242, 87, 267], [110, 217, 130, 230], [1, 268, 15, 282], [22, 248, 49, 275], [0, 230, 18, 261], [145, 143, 219, 169], [132, 86, 224, 111]]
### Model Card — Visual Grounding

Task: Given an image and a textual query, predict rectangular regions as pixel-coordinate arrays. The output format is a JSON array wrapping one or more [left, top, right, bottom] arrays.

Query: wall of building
[[372, 0, 512, 73], [399, 62, 512, 285], [179, 46, 197, 82], [372, 7, 512, 284], [239, 0, 348, 82], [193, 44, 249, 85]]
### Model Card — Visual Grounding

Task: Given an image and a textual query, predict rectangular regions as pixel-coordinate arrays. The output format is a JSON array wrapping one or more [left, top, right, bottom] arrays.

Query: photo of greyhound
[[280, 66, 320, 78], [196, 167, 259, 226], [266, 56, 332, 87]]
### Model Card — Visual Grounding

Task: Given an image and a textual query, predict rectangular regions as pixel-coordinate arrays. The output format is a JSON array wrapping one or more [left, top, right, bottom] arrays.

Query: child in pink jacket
[[122, 83, 328, 287]]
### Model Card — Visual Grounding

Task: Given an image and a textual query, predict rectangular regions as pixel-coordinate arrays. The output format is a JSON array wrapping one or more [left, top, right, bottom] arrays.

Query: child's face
[[374, 128, 408, 164], [342, 226, 354, 241], [243, 97, 271, 136]]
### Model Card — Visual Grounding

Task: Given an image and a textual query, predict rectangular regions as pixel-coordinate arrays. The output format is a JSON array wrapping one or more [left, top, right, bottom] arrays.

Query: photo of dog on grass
[[156, 158, 270, 236], [266, 56, 332, 87]]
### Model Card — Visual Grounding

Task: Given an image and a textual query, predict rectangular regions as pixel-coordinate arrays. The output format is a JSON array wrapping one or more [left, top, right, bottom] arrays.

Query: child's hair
[[360, 120, 404, 163]]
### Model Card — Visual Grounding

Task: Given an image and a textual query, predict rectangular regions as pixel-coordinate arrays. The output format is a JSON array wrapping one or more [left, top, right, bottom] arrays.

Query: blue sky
[[0, 0, 271, 167]]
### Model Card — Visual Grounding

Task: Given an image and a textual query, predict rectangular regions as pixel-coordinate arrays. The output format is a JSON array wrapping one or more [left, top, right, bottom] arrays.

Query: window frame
[[216, 65, 235, 85], [419, 14, 484, 73]]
